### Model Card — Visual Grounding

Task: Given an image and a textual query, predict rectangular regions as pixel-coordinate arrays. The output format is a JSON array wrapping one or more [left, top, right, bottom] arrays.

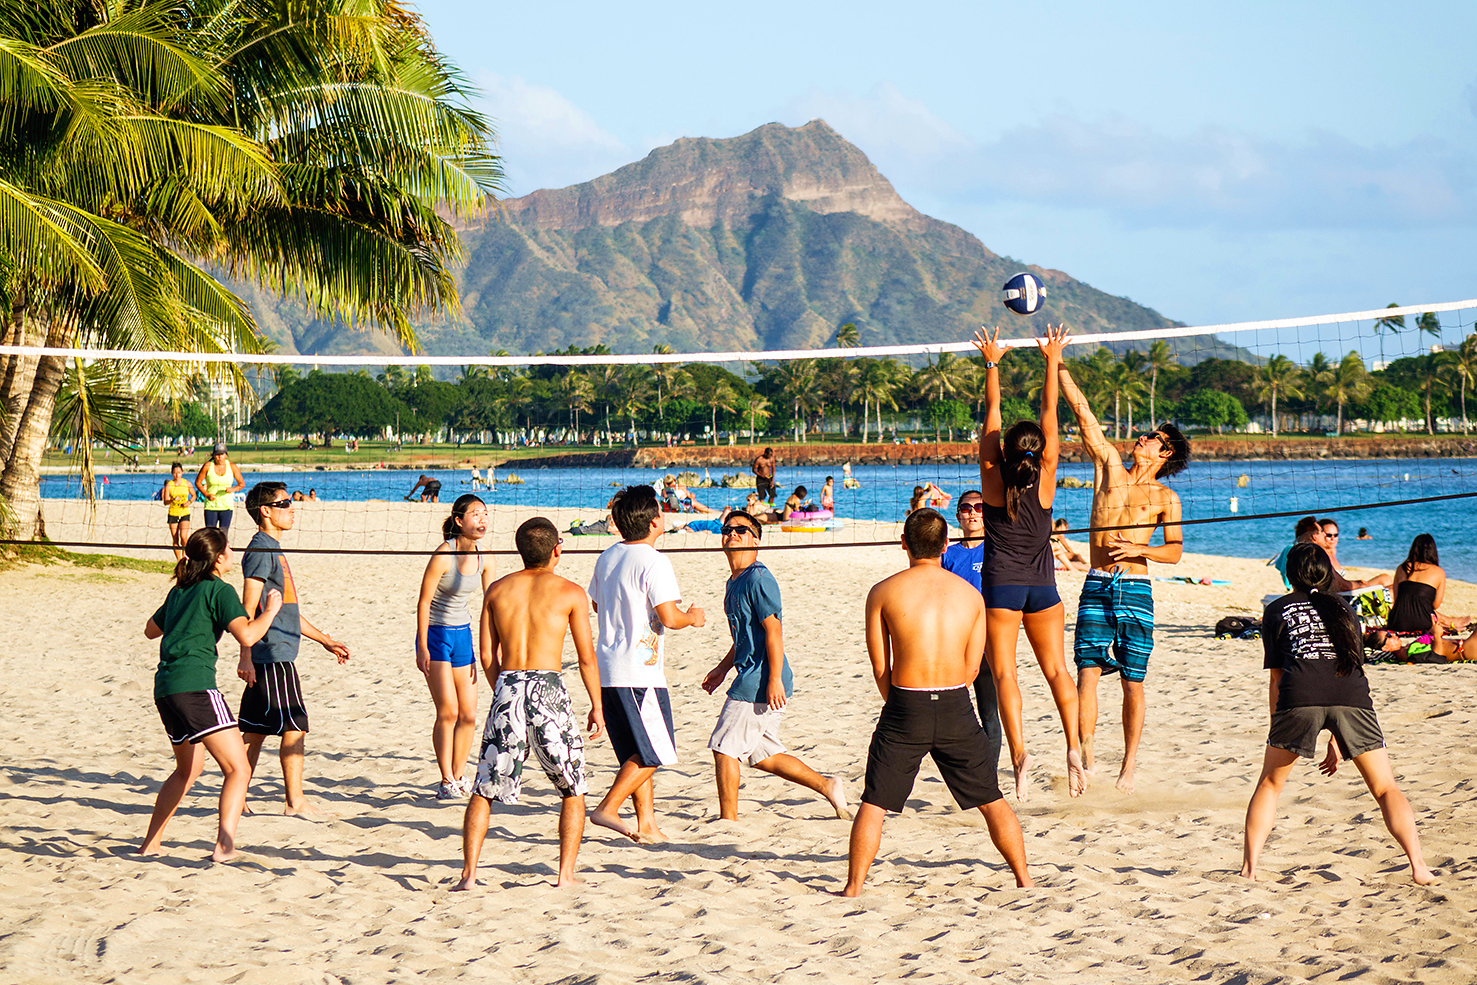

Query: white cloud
[[784, 84, 1477, 231], [473, 73, 629, 195]]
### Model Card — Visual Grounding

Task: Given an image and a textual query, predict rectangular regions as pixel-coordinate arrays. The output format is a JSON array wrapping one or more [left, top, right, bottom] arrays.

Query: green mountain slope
[[256, 119, 1244, 362]]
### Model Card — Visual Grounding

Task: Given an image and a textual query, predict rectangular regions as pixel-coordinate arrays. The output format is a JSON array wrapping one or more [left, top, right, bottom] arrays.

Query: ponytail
[[1001, 420, 1045, 521], [444, 493, 486, 540], [175, 527, 228, 589], [1286, 542, 1363, 677]]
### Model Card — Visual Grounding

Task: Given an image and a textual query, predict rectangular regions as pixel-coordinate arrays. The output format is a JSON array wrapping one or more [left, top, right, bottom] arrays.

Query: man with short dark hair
[[842, 508, 1031, 896], [1319, 518, 1392, 590], [456, 517, 602, 890], [752, 447, 777, 505], [587, 485, 705, 843], [1058, 366, 1188, 795], [700, 511, 849, 820], [236, 482, 350, 817]]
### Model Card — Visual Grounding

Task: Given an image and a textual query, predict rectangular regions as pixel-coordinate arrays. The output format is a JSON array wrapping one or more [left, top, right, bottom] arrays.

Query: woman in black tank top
[[974, 324, 1086, 802]]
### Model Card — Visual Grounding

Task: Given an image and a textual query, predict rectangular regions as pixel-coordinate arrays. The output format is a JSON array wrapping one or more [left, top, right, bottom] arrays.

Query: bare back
[[866, 563, 988, 691], [480, 569, 591, 674]]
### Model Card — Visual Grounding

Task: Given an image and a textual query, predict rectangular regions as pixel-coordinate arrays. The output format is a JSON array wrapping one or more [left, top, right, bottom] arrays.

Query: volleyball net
[[6, 299, 1477, 574]]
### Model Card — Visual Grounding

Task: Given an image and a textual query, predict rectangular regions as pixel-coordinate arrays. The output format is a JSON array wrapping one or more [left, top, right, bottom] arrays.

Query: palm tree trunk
[[1336, 398, 1344, 436], [1425, 385, 1433, 435], [711, 405, 717, 445], [1113, 392, 1121, 439], [0, 306, 42, 467], [0, 339, 67, 540], [1462, 377, 1468, 434], [1149, 369, 1157, 426], [861, 397, 869, 443], [1271, 390, 1278, 437]]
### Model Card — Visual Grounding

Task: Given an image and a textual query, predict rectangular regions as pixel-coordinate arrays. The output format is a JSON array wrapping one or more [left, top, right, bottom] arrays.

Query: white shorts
[[707, 697, 786, 765]]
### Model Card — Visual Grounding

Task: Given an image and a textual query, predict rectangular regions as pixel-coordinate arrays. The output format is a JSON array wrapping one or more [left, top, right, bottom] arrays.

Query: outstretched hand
[[972, 326, 1005, 365], [1037, 323, 1070, 362]]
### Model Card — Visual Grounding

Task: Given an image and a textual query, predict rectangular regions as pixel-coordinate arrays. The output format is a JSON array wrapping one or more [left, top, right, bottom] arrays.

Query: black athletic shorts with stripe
[[238, 662, 311, 736], [156, 689, 238, 745]]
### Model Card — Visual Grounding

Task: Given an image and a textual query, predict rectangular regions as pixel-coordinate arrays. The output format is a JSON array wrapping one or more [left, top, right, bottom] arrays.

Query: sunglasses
[[264, 498, 294, 509], [956, 502, 984, 514], [720, 524, 757, 537]]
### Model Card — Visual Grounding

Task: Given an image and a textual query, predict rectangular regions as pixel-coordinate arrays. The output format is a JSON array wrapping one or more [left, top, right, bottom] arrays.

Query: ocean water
[[44, 457, 1477, 581]]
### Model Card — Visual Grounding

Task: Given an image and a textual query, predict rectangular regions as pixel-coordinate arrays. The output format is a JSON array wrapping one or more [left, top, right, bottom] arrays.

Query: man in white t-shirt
[[587, 485, 705, 844]]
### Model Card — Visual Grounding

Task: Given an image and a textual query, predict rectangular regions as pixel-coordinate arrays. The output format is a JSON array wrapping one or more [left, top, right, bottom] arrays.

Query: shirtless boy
[[700, 510, 849, 820], [236, 482, 351, 817], [1057, 367, 1189, 794], [752, 447, 777, 505], [841, 509, 1031, 896], [455, 517, 602, 889], [587, 485, 705, 843]]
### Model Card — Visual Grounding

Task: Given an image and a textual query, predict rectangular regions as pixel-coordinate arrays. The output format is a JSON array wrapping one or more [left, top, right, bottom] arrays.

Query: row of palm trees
[[0, 0, 501, 539]]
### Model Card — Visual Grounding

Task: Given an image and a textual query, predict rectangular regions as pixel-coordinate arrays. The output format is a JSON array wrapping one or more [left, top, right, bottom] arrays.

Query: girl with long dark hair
[[416, 494, 494, 799], [973, 323, 1085, 802], [1242, 543, 1435, 884], [139, 527, 282, 860]]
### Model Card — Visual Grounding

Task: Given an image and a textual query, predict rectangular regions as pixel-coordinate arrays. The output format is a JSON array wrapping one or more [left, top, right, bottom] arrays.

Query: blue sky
[[415, 0, 1477, 359]]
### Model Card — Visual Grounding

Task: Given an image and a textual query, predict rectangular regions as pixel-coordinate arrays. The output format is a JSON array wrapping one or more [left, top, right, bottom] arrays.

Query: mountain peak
[[504, 120, 919, 231]]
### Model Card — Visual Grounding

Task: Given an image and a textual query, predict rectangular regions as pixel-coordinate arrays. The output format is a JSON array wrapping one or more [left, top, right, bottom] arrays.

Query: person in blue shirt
[[701, 510, 851, 820], [939, 490, 1002, 780]]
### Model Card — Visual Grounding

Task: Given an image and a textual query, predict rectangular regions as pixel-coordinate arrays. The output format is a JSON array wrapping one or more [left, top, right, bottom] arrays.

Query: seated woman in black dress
[[1387, 533, 1476, 660]]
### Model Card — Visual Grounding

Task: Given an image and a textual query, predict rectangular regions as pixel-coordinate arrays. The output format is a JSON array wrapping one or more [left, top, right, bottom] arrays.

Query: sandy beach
[[3, 499, 1474, 984]]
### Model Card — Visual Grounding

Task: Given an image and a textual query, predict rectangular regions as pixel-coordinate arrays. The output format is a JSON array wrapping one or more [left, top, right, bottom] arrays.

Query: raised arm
[[971, 327, 1007, 506], [1036, 324, 1068, 505], [1057, 363, 1117, 466]]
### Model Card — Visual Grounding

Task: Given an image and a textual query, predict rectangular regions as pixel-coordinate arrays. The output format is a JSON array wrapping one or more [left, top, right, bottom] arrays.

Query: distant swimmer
[[587, 485, 705, 843], [700, 510, 849, 821], [455, 517, 602, 889], [840, 509, 1031, 897], [405, 474, 442, 503], [1058, 359, 1189, 795]]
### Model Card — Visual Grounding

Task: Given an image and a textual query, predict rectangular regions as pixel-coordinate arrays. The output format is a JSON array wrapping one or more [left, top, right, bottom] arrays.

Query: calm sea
[[44, 458, 1477, 581]]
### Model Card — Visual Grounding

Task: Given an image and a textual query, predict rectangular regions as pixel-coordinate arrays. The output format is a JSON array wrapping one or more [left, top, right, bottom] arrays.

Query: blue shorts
[[203, 508, 232, 530], [425, 623, 475, 668], [982, 583, 1061, 613], [1073, 570, 1154, 682]]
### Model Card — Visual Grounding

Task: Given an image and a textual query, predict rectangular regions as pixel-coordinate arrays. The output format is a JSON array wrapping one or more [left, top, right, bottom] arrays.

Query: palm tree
[[855, 358, 900, 443], [1142, 340, 1176, 426], [1248, 355, 1305, 436], [556, 371, 594, 434], [744, 394, 771, 444], [1319, 351, 1372, 435], [612, 367, 653, 441], [691, 376, 738, 445], [916, 352, 969, 439], [1415, 311, 1442, 344], [1104, 360, 1148, 439], [1372, 303, 1405, 367], [1, 0, 501, 539], [1413, 351, 1453, 435], [834, 322, 861, 349], [768, 359, 817, 443], [649, 345, 687, 426], [1450, 335, 1477, 434]]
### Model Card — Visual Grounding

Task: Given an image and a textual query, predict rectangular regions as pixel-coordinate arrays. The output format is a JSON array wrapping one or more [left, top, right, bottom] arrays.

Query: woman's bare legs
[[1021, 602, 1085, 796], [986, 608, 1031, 801], [1240, 745, 1298, 880], [427, 661, 477, 785], [1348, 747, 1437, 885], [137, 740, 207, 855], [200, 728, 251, 862]]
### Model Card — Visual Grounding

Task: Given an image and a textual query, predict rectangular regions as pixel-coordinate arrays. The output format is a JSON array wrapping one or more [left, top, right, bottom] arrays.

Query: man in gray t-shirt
[[237, 482, 350, 818]]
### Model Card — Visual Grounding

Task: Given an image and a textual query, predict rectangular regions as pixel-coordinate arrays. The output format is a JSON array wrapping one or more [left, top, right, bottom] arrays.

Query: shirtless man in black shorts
[[405, 474, 442, 503], [841, 508, 1032, 896], [752, 447, 777, 505]]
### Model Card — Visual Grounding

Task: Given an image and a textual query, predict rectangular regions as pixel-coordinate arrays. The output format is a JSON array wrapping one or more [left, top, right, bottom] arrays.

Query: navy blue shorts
[[982, 583, 1061, 613], [424, 624, 475, 668], [203, 509, 232, 531], [601, 687, 677, 767]]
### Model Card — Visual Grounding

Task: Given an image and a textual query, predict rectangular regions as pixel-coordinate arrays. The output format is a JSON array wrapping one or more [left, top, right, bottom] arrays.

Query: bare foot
[[1115, 763, 1135, 795], [634, 823, 667, 845], [211, 847, 241, 863], [284, 800, 337, 820], [1238, 864, 1255, 881], [133, 844, 160, 857], [1067, 749, 1087, 798], [1081, 741, 1096, 775], [452, 875, 476, 891], [1013, 752, 1033, 803], [1412, 866, 1439, 886], [589, 809, 640, 841], [824, 777, 852, 819], [839, 883, 863, 898], [554, 873, 582, 887]]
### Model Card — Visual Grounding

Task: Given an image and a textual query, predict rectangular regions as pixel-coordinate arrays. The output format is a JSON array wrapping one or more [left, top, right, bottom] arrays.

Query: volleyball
[[1001, 272, 1046, 315]]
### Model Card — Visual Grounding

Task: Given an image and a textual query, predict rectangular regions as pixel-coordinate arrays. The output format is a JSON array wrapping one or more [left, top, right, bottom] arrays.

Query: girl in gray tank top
[[973, 324, 1087, 804], [415, 494, 493, 800]]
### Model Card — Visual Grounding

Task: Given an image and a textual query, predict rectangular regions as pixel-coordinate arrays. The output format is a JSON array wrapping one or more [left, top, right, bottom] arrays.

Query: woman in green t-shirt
[[139, 527, 282, 862]]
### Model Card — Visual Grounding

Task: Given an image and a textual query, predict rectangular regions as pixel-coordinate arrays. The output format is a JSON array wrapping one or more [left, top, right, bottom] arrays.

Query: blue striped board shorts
[[1073, 569, 1154, 683]]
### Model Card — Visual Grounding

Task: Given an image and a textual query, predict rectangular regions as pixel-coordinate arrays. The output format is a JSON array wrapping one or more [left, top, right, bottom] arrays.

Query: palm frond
[[44, 4, 228, 112]]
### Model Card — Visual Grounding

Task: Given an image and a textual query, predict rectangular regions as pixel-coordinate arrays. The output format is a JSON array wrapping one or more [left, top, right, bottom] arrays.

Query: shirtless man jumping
[[455, 517, 602, 889], [1058, 365, 1190, 794], [841, 509, 1032, 897]]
